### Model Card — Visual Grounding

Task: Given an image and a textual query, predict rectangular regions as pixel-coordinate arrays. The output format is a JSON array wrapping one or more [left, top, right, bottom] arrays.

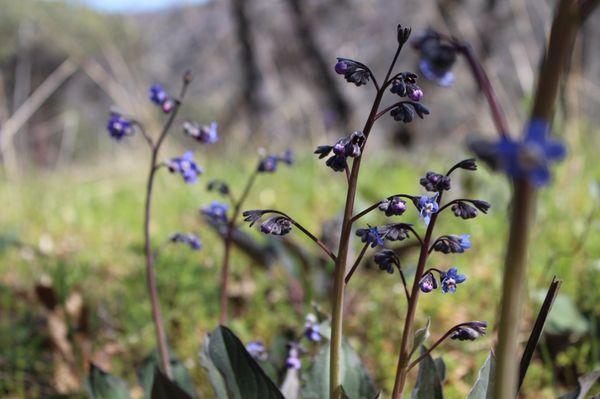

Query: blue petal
[[529, 167, 551, 187], [544, 140, 566, 161], [525, 118, 549, 143], [182, 151, 194, 161], [447, 267, 458, 276], [455, 274, 467, 284], [423, 214, 431, 225]]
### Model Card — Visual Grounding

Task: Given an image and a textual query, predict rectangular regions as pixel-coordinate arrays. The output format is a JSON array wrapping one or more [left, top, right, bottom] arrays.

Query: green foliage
[[301, 338, 377, 399], [410, 348, 443, 399], [150, 368, 193, 399], [85, 364, 130, 399], [138, 349, 196, 399], [201, 325, 284, 399], [466, 352, 495, 399]]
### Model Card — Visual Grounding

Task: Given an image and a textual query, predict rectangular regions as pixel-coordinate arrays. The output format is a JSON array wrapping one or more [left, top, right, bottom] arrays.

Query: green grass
[[0, 131, 598, 397]]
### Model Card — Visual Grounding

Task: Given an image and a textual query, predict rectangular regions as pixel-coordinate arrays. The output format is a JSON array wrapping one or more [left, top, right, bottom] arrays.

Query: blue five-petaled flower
[[418, 193, 439, 225], [107, 113, 133, 140], [495, 118, 566, 187], [168, 151, 203, 184], [459, 234, 471, 251], [441, 267, 467, 293]]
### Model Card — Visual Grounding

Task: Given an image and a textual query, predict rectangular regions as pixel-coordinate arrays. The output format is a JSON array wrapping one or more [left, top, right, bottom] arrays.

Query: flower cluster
[[304, 314, 321, 342], [420, 171, 451, 192], [257, 150, 294, 173], [419, 267, 467, 294], [374, 249, 400, 274], [470, 119, 566, 187], [167, 151, 203, 184], [450, 321, 487, 341], [169, 232, 202, 251], [389, 101, 430, 123], [149, 84, 176, 113], [390, 72, 423, 101], [356, 223, 412, 248], [107, 112, 133, 140], [201, 201, 229, 226], [314, 131, 365, 172], [183, 121, 219, 144], [412, 30, 457, 87], [432, 234, 471, 254], [451, 199, 490, 220], [334, 58, 371, 86], [378, 196, 407, 216]]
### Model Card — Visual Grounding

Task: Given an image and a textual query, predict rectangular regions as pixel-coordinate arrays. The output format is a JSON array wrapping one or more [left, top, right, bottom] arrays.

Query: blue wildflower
[[201, 201, 229, 225], [459, 234, 471, 251], [246, 341, 268, 361], [304, 314, 321, 342], [107, 113, 133, 140], [356, 226, 384, 248], [418, 193, 440, 225], [440, 267, 467, 293], [419, 272, 438, 293], [494, 119, 566, 187], [183, 121, 219, 144], [169, 232, 202, 250], [257, 150, 294, 173], [167, 151, 203, 184], [149, 84, 168, 105]]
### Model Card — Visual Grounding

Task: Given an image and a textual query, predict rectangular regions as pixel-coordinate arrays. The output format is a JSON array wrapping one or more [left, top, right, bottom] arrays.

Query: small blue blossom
[[493, 119, 566, 187], [419, 272, 438, 293], [440, 267, 467, 293], [246, 341, 268, 361], [169, 232, 202, 250], [356, 226, 384, 248], [304, 314, 321, 342], [149, 84, 168, 105], [418, 193, 439, 225], [257, 150, 294, 173], [107, 113, 133, 140], [459, 234, 471, 251], [201, 201, 229, 225], [167, 151, 203, 184], [183, 121, 219, 144]]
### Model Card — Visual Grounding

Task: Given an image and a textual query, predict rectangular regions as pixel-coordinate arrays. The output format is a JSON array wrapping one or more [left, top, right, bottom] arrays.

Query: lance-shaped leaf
[[410, 347, 443, 399], [85, 363, 130, 399], [467, 352, 495, 399], [301, 338, 377, 399], [150, 368, 193, 399], [138, 349, 196, 399], [558, 370, 600, 399], [200, 325, 284, 399]]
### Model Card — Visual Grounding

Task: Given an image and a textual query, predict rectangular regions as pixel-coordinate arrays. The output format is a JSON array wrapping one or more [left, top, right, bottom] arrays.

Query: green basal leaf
[[137, 348, 196, 399], [85, 363, 130, 399], [201, 325, 284, 399], [301, 338, 377, 399], [467, 352, 495, 399], [410, 347, 443, 399], [150, 368, 193, 399]]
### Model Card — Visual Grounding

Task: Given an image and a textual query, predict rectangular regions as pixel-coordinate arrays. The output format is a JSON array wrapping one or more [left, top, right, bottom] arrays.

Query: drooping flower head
[[260, 216, 292, 236], [420, 171, 451, 192], [183, 121, 219, 144], [412, 30, 457, 87], [419, 272, 438, 293], [374, 249, 399, 274], [440, 267, 467, 293], [169, 232, 202, 251], [167, 151, 203, 184], [418, 193, 439, 225], [484, 119, 566, 187], [315, 131, 365, 172], [378, 196, 407, 217], [390, 72, 424, 102], [107, 113, 133, 140], [257, 150, 294, 173], [304, 314, 321, 342], [356, 226, 384, 248], [450, 321, 487, 341], [432, 234, 471, 254], [334, 58, 370, 86]]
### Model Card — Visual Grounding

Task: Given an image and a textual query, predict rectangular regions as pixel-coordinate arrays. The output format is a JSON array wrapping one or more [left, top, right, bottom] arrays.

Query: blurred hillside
[[0, 0, 598, 176]]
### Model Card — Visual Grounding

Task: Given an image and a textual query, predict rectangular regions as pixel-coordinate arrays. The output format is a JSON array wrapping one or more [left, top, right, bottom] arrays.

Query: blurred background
[[0, 0, 598, 397]]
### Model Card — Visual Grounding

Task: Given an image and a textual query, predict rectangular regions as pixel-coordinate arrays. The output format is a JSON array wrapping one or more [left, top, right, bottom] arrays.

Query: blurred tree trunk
[[285, 0, 350, 131], [230, 0, 265, 135]]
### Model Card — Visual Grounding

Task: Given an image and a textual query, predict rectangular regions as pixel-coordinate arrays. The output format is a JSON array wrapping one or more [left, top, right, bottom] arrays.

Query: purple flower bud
[[161, 99, 175, 113], [149, 84, 168, 105], [408, 88, 424, 101], [334, 60, 349, 75], [107, 113, 133, 140], [451, 201, 478, 219], [183, 121, 219, 144], [419, 272, 438, 293], [378, 196, 407, 217], [451, 321, 487, 341], [201, 201, 229, 226], [420, 171, 451, 192], [260, 216, 292, 236]]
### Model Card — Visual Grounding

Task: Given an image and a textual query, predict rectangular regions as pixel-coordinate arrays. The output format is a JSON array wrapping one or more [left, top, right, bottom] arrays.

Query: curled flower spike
[[418, 193, 439, 225], [450, 321, 487, 341], [389, 102, 430, 123], [316, 131, 365, 172], [107, 113, 133, 140], [378, 223, 411, 242], [356, 226, 384, 248], [471, 119, 566, 187], [304, 314, 322, 342], [257, 150, 294, 173], [183, 121, 218, 144], [412, 30, 457, 87], [378, 196, 407, 217], [260, 216, 292, 236], [242, 210, 265, 227], [433, 234, 471, 254], [450, 200, 490, 219], [201, 201, 229, 226], [374, 249, 399, 274], [420, 171, 451, 192], [285, 344, 301, 370], [246, 341, 268, 361], [419, 272, 438, 293], [167, 151, 203, 184], [390, 72, 423, 101], [334, 58, 370, 86], [440, 267, 467, 293], [169, 232, 202, 251]]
